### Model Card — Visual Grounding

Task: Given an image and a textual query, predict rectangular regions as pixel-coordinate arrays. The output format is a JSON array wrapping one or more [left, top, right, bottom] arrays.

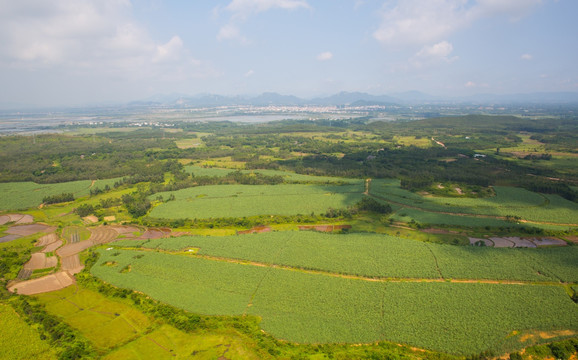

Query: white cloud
[[245, 69, 255, 77], [217, 0, 310, 43], [0, 0, 207, 80], [410, 41, 457, 68], [521, 53, 533, 60], [373, 0, 543, 47], [416, 41, 454, 59], [465, 81, 477, 88], [316, 51, 333, 61], [217, 23, 248, 43]]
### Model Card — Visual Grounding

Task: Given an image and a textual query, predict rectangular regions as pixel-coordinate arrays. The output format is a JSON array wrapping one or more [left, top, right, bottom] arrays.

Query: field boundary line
[[115, 246, 576, 287]]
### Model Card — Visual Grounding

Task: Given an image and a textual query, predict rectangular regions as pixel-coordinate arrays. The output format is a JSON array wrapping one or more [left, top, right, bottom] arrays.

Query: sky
[[1, 0, 577, 106]]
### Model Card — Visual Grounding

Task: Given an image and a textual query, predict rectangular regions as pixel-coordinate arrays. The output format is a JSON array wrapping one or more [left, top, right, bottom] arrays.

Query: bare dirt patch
[[6, 224, 54, 236], [490, 237, 516, 248], [57, 240, 94, 257], [42, 239, 63, 253], [36, 233, 59, 247], [103, 216, 116, 222], [8, 271, 75, 295], [24, 253, 57, 270], [61, 255, 83, 274], [2, 214, 34, 224], [532, 237, 567, 246], [0, 234, 21, 243], [137, 229, 167, 239], [83, 215, 99, 224], [89, 227, 119, 244], [237, 226, 272, 235]]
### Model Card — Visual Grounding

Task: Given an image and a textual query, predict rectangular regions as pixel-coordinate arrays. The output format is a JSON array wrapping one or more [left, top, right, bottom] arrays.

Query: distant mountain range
[[131, 91, 578, 107]]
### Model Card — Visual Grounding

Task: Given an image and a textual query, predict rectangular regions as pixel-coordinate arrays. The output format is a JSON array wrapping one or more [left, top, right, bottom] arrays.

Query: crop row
[[115, 232, 578, 282], [92, 249, 578, 355], [149, 183, 364, 219]]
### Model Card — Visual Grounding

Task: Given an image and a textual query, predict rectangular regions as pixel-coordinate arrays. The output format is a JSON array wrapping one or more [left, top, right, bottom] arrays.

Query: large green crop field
[[91, 247, 578, 355], [0, 304, 56, 360], [185, 165, 357, 183], [115, 232, 578, 282], [0, 178, 120, 211], [370, 179, 578, 225], [149, 183, 364, 219]]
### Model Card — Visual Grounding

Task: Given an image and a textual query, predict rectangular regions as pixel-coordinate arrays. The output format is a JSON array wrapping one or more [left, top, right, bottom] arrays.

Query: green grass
[[370, 179, 578, 225], [0, 178, 122, 211], [102, 325, 260, 360], [91, 248, 578, 355], [0, 303, 56, 360], [185, 165, 359, 183], [149, 183, 364, 219], [115, 232, 440, 279], [112, 231, 578, 282], [34, 286, 153, 350]]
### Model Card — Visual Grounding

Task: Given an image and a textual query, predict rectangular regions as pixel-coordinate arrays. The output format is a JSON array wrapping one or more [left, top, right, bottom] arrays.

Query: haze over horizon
[[1, 0, 577, 107]]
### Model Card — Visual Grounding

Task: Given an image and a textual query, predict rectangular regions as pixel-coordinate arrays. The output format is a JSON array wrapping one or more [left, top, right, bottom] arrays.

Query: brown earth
[[237, 226, 272, 235], [36, 233, 59, 247], [0, 215, 11, 225], [42, 240, 63, 253], [5, 223, 54, 236], [89, 226, 119, 244], [24, 253, 57, 270], [61, 255, 83, 274], [8, 271, 75, 295], [0, 234, 21, 243], [83, 215, 99, 224], [57, 240, 94, 257]]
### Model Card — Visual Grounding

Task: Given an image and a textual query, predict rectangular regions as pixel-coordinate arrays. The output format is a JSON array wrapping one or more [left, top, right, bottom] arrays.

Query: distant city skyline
[[1, 0, 577, 107]]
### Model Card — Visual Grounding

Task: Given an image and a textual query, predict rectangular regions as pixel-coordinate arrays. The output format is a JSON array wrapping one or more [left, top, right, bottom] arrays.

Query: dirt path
[[122, 247, 576, 287]]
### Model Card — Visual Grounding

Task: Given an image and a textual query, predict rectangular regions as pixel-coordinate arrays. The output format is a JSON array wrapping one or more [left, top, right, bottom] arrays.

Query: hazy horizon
[[1, 0, 577, 107]]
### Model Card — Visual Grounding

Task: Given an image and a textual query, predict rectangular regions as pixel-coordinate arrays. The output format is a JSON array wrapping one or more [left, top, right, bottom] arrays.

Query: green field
[[0, 178, 121, 211], [33, 286, 262, 359], [370, 179, 578, 225], [149, 183, 364, 219], [91, 248, 578, 355], [113, 231, 578, 282], [0, 304, 56, 360], [185, 165, 358, 183]]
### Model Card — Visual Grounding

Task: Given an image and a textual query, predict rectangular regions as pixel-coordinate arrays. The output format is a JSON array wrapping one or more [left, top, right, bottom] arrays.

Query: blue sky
[[0, 0, 577, 106]]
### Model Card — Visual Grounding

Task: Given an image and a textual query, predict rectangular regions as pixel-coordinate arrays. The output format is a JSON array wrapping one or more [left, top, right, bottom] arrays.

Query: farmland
[[149, 183, 364, 219], [1, 114, 578, 359], [0, 178, 120, 211], [91, 247, 578, 355], [113, 231, 578, 281], [370, 179, 578, 225], [0, 304, 56, 360]]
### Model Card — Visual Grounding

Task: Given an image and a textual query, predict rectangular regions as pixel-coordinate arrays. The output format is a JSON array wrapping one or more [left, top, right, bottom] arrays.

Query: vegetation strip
[[114, 246, 576, 287]]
